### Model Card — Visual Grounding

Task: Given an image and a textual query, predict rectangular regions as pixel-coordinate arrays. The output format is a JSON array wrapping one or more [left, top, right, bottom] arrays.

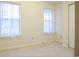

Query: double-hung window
[[0, 2, 21, 37], [43, 8, 55, 33]]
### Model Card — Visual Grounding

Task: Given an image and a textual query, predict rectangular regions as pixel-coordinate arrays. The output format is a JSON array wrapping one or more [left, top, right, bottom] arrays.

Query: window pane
[[11, 19, 20, 36], [44, 21, 47, 32], [47, 21, 50, 32], [13, 5, 20, 19], [49, 22, 53, 32], [1, 19, 12, 36]]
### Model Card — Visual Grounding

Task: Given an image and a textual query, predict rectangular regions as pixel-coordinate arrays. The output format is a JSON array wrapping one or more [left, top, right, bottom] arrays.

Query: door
[[68, 4, 75, 48]]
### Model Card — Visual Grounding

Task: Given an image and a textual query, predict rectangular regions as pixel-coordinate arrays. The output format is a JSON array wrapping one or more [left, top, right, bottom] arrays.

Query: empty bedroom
[[0, 1, 77, 57]]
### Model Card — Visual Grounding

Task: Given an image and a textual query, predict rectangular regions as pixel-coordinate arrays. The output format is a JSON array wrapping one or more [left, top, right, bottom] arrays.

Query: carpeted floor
[[0, 42, 74, 57]]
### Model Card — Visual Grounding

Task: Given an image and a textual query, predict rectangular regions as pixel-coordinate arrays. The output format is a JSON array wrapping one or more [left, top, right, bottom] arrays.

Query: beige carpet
[[0, 42, 74, 57]]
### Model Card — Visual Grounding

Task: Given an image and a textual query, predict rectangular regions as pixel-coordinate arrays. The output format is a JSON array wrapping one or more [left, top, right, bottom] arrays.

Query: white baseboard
[[0, 41, 42, 51], [62, 43, 69, 48], [0, 40, 54, 51]]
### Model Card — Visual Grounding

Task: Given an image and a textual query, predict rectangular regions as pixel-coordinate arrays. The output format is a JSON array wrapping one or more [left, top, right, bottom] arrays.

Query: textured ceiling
[[44, 1, 62, 4]]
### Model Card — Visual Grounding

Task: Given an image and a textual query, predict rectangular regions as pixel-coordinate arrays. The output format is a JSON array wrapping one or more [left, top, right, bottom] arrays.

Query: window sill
[[43, 32, 55, 35], [0, 35, 22, 39]]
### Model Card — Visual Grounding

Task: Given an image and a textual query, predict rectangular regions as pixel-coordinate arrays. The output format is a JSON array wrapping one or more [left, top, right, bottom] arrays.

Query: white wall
[[55, 3, 63, 43], [0, 1, 57, 50]]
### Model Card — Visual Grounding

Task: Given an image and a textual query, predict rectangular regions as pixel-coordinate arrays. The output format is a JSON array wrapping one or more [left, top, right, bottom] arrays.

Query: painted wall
[[55, 3, 63, 43], [0, 1, 57, 50]]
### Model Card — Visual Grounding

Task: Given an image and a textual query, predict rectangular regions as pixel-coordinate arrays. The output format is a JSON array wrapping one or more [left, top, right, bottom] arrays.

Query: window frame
[[43, 8, 56, 34]]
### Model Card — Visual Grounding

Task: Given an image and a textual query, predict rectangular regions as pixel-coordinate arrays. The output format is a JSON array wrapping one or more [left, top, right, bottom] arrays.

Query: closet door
[[68, 4, 75, 48]]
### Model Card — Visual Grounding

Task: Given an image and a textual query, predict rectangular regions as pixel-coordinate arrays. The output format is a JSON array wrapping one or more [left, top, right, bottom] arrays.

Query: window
[[43, 8, 55, 33], [0, 2, 20, 37]]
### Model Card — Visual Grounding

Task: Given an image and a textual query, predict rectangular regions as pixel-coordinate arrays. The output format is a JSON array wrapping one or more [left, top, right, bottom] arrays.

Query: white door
[[68, 4, 75, 48]]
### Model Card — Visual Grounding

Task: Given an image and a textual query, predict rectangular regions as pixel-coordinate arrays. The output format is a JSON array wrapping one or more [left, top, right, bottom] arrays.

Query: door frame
[[68, 3, 75, 48]]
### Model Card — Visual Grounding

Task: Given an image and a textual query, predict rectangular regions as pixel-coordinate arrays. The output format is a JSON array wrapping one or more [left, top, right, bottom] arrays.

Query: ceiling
[[44, 1, 62, 4]]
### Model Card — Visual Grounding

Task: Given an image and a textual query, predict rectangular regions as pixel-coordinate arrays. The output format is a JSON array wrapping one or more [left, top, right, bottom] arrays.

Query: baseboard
[[0, 40, 54, 51], [0, 41, 42, 51], [54, 34, 63, 43], [62, 43, 69, 48]]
